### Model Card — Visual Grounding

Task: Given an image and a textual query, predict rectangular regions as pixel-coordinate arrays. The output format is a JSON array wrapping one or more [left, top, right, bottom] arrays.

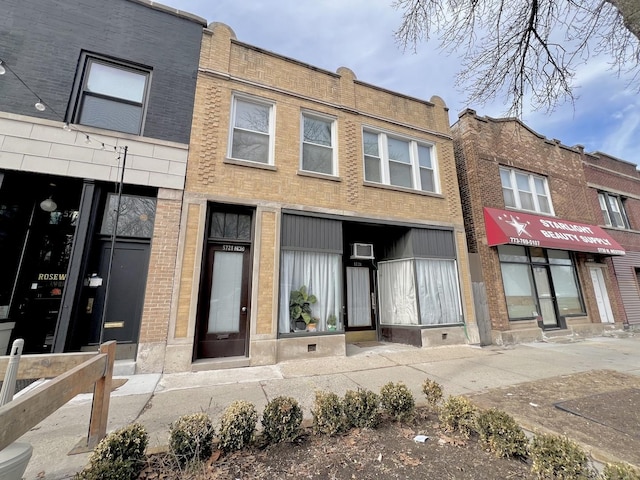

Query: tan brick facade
[[163, 23, 478, 371], [453, 110, 626, 342]]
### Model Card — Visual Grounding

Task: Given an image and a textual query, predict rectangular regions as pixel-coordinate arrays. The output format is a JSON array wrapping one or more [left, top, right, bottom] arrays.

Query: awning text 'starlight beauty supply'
[[483, 207, 625, 255]]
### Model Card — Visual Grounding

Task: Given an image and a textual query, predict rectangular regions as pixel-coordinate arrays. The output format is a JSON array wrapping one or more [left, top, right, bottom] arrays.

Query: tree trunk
[[607, 0, 640, 41]]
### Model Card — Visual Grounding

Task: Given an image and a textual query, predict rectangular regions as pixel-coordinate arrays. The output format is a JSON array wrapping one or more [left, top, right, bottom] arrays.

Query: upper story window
[[500, 167, 553, 214], [363, 129, 438, 193], [74, 55, 150, 135], [599, 192, 629, 229], [301, 112, 336, 175], [229, 95, 275, 165]]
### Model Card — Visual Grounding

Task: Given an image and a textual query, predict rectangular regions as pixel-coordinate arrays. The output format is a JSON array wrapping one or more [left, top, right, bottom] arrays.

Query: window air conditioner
[[351, 243, 374, 260]]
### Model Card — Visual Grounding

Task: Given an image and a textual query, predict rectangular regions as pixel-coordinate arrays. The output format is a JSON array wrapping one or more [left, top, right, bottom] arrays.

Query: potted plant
[[327, 313, 337, 331], [307, 316, 320, 332], [289, 285, 317, 332]]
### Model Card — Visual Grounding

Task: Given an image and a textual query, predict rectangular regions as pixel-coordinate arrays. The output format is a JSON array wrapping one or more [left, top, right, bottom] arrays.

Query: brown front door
[[196, 243, 251, 359]]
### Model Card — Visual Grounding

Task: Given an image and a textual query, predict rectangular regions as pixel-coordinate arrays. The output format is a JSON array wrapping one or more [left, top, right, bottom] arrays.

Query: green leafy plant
[[379, 382, 415, 422], [218, 400, 258, 452], [343, 388, 381, 429], [261, 396, 303, 444], [439, 395, 477, 439], [421, 378, 444, 408], [327, 313, 338, 330], [475, 408, 528, 459], [529, 433, 593, 479], [289, 285, 317, 327], [311, 391, 346, 436], [76, 423, 148, 480], [602, 463, 640, 480], [169, 412, 215, 464]]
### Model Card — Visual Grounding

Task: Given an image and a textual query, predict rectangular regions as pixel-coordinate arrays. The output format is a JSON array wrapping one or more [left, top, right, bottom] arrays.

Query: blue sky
[[165, 0, 639, 164]]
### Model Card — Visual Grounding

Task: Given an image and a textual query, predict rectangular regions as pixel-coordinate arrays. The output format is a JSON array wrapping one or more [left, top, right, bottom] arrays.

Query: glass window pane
[[304, 116, 332, 146], [223, 213, 238, 238], [378, 259, 418, 325], [500, 263, 537, 318], [420, 168, 435, 192], [533, 177, 546, 194], [550, 265, 583, 315], [101, 194, 156, 238], [530, 247, 546, 263], [234, 100, 269, 133], [498, 245, 527, 262], [347, 267, 372, 327], [418, 145, 432, 168], [364, 156, 381, 182], [79, 96, 142, 134], [363, 132, 379, 156], [599, 194, 612, 226], [516, 173, 531, 192], [210, 212, 224, 238], [548, 249, 572, 265], [231, 129, 269, 163], [389, 162, 413, 188], [416, 259, 460, 325], [538, 195, 551, 213], [237, 214, 251, 240], [87, 62, 146, 102], [208, 251, 243, 333], [302, 144, 333, 174], [500, 169, 512, 188], [503, 188, 516, 207], [520, 191, 534, 210], [387, 138, 411, 163]]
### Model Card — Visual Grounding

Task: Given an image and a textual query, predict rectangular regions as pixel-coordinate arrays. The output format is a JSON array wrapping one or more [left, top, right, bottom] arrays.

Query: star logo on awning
[[498, 214, 531, 237]]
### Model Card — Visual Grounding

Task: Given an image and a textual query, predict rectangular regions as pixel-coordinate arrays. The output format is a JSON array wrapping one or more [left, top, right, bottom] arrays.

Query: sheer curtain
[[378, 259, 417, 325], [279, 250, 342, 333], [346, 267, 371, 327], [416, 259, 461, 325]]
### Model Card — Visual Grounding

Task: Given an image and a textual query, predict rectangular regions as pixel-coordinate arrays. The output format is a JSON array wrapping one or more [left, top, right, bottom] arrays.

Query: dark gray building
[[0, 0, 206, 371]]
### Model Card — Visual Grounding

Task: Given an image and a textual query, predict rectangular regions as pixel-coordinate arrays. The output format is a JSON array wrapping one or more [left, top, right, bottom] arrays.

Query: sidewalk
[[17, 335, 640, 479]]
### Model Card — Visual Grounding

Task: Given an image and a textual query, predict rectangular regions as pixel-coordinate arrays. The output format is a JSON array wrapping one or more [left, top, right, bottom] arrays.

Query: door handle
[[241, 306, 247, 313]]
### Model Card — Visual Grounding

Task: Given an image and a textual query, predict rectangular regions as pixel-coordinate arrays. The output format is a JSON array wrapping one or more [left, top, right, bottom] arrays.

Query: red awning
[[483, 207, 625, 255]]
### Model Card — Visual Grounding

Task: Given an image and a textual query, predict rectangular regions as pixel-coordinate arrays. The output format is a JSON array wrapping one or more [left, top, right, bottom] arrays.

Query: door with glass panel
[[533, 266, 560, 328], [345, 266, 376, 330], [196, 244, 251, 358]]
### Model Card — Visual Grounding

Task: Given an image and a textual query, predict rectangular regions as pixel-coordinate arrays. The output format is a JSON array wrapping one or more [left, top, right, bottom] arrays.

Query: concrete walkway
[[16, 335, 640, 479]]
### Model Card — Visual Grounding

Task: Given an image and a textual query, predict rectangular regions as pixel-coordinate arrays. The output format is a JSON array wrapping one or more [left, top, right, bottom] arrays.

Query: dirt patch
[[470, 369, 640, 466]]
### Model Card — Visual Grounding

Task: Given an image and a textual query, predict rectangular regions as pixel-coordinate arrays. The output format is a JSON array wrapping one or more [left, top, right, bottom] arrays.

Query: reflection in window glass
[[550, 265, 583, 315], [101, 194, 156, 238], [208, 212, 252, 240], [500, 263, 537, 318], [498, 245, 527, 262]]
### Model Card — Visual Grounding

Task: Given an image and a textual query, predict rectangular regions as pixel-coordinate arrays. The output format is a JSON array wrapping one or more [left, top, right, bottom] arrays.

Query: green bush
[[261, 396, 303, 444], [169, 412, 215, 464], [475, 408, 528, 459], [380, 382, 415, 422], [602, 463, 640, 480], [76, 423, 148, 480], [529, 433, 593, 479], [422, 378, 444, 408], [343, 388, 381, 429], [439, 395, 477, 439], [218, 400, 258, 452], [312, 391, 346, 436]]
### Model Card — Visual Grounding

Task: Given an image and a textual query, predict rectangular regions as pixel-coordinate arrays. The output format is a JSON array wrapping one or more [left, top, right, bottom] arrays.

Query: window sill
[[600, 225, 640, 234], [503, 206, 555, 217], [363, 181, 443, 198], [224, 157, 277, 171], [297, 170, 342, 182], [279, 330, 343, 338]]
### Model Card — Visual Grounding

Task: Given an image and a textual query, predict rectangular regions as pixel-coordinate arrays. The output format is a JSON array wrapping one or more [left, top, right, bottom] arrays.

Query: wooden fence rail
[[0, 341, 116, 452]]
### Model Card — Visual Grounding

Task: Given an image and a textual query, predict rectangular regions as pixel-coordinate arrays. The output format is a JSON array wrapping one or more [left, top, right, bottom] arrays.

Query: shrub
[[422, 378, 444, 408], [261, 396, 303, 444], [380, 382, 415, 422], [529, 433, 593, 479], [312, 391, 346, 436], [602, 463, 640, 480], [169, 412, 215, 464], [218, 400, 258, 452], [475, 408, 528, 459], [343, 388, 381, 429], [76, 423, 148, 480], [439, 395, 477, 439]]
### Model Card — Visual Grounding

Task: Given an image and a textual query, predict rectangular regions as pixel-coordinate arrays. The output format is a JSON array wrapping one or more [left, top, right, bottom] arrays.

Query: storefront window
[[100, 194, 156, 238], [550, 265, 584, 315], [500, 263, 537, 318], [379, 259, 417, 325]]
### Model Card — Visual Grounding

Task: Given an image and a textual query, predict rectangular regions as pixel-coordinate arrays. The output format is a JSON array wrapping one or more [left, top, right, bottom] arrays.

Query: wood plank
[[0, 352, 97, 379], [0, 354, 106, 451], [86, 341, 116, 449]]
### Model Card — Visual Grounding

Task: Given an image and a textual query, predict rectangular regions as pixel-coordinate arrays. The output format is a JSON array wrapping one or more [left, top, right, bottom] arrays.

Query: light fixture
[[0, 60, 5, 75], [40, 196, 57, 212], [35, 100, 46, 111]]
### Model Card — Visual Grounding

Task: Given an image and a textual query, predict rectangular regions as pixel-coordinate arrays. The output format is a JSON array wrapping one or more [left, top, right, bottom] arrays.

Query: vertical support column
[[86, 340, 115, 449]]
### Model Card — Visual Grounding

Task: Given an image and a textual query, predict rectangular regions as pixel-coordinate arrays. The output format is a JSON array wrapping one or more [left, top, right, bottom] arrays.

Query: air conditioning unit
[[351, 243, 374, 260]]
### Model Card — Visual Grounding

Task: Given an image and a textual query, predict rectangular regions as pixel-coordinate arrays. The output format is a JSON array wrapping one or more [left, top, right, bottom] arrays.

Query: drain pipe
[[0, 339, 24, 406]]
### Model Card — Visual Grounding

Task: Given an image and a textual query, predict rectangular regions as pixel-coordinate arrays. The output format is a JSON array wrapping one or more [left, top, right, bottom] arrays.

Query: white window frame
[[300, 111, 337, 175], [228, 94, 276, 165], [500, 167, 554, 215], [598, 192, 629, 229], [362, 128, 439, 193]]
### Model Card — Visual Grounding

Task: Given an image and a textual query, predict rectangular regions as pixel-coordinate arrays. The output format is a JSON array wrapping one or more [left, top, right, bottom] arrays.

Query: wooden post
[[86, 341, 116, 449]]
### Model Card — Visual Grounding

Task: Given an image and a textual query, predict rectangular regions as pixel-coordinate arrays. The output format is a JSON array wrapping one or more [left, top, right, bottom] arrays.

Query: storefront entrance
[[532, 265, 560, 328], [345, 264, 377, 332]]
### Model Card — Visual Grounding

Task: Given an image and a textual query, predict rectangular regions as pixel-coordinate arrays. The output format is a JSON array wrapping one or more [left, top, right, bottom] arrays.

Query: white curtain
[[416, 259, 461, 325], [346, 267, 372, 327], [279, 250, 342, 333], [378, 259, 417, 325], [208, 251, 243, 333]]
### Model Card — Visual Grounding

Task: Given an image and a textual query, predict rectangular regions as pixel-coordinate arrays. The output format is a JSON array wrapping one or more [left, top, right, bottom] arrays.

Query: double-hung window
[[500, 167, 553, 214], [75, 56, 150, 135], [229, 95, 274, 165], [363, 129, 438, 193], [301, 112, 336, 175], [598, 192, 629, 228]]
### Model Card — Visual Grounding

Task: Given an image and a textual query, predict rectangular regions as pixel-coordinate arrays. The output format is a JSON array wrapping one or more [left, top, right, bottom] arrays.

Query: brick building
[[0, 0, 206, 363], [159, 23, 480, 372], [583, 152, 640, 329], [453, 110, 626, 345]]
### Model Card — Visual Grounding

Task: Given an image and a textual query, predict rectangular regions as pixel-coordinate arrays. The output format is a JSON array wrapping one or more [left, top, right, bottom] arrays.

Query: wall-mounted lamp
[[39, 197, 57, 212]]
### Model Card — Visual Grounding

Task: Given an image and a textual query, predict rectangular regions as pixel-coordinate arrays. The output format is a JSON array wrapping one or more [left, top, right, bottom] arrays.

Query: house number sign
[[222, 244, 245, 252]]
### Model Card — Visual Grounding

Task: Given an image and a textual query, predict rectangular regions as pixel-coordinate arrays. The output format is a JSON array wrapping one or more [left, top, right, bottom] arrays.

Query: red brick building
[[453, 110, 627, 344]]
